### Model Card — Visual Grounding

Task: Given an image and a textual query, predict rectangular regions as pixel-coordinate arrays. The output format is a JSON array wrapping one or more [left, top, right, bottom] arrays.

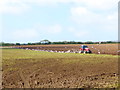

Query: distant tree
[[28, 43, 32, 45], [106, 41, 113, 43], [77, 42, 83, 44], [16, 43, 20, 45], [0, 42, 15, 46], [63, 41, 68, 44], [22, 43, 27, 45], [69, 41, 76, 44], [35, 42, 41, 45], [40, 40, 51, 44], [85, 41, 94, 44]]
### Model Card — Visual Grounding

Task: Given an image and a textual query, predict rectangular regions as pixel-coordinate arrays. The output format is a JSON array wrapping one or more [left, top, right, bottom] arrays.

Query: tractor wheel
[[84, 51, 86, 54], [80, 50, 83, 53], [89, 50, 92, 53], [79, 51, 82, 53]]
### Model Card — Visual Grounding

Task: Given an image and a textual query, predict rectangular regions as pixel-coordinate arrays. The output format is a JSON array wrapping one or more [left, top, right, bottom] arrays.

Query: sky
[[0, 0, 119, 43]]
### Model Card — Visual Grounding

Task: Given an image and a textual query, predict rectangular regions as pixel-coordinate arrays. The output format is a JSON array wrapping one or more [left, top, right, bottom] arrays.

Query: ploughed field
[[14, 44, 119, 55], [2, 48, 118, 88]]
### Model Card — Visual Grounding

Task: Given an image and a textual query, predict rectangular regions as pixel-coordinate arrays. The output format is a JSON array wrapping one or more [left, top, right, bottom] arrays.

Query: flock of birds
[[24, 48, 83, 53], [14, 47, 104, 54]]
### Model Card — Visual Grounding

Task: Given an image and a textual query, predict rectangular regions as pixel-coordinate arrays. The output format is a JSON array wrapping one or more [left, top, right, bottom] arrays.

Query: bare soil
[[14, 44, 119, 55], [2, 49, 118, 88]]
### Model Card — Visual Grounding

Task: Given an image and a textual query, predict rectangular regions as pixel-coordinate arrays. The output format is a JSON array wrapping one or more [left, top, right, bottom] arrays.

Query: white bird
[[98, 52, 100, 54]]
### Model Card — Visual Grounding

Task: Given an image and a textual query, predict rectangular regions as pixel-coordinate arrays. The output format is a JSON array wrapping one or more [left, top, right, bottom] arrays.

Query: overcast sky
[[1, 0, 119, 43]]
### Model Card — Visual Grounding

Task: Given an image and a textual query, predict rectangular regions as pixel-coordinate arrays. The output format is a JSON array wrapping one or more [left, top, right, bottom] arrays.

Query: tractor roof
[[81, 45, 88, 48]]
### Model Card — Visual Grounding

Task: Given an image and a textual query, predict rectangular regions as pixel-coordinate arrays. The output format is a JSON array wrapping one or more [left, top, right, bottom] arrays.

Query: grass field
[[2, 48, 119, 88]]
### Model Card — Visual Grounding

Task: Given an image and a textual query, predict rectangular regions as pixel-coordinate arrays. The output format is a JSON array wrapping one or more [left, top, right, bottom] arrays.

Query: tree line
[[0, 40, 119, 46]]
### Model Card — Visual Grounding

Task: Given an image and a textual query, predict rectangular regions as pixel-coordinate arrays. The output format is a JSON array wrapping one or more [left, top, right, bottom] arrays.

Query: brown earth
[[3, 58, 118, 88], [2, 48, 118, 88], [14, 44, 119, 55], [2, 44, 118, 88]]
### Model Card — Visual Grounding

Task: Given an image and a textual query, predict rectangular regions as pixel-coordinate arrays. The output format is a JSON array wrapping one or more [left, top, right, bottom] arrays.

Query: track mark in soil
[[29, 69, 41, 78], [19, 70, 30, 88]]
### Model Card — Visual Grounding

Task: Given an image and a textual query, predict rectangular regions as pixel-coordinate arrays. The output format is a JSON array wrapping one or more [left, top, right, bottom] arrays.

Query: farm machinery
[[79, 45, 92, 53]]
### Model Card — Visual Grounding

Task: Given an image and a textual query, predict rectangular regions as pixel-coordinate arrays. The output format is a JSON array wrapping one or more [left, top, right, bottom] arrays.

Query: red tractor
[[79, 45, 92, 53]]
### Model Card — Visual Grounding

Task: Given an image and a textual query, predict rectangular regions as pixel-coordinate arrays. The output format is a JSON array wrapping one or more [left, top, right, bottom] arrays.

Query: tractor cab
[[80, 45, 88, 50]]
